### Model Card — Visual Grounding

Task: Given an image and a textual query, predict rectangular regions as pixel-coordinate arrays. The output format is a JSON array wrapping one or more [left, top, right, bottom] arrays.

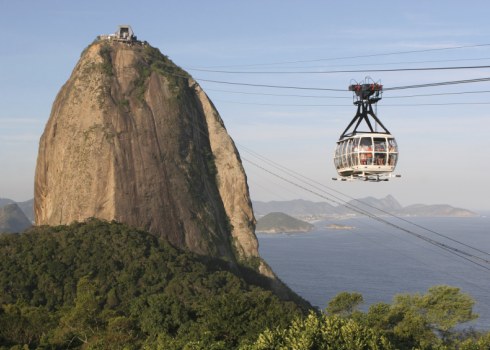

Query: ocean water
[[257, 216, 490, 330]]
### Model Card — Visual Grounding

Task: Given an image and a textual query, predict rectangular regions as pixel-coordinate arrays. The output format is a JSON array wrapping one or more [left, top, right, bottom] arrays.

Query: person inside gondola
[[375, 153, 386, 165], [360, 153, 366, 165], [366, 152, 373, 165], [389, 154, 397, 166], [360, 152, 373, 165], [360, 137, 372, 151]]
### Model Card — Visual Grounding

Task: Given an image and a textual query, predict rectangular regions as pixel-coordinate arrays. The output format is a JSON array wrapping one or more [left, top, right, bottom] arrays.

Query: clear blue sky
[[1, 0, 490, 210]]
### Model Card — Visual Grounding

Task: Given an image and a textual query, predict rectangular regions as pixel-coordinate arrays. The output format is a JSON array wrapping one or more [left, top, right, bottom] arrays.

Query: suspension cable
[[242, 156, 490, 271], [194, 43, 490, 69], [188, 64, 490, 74], [237, 143, 490, 259]]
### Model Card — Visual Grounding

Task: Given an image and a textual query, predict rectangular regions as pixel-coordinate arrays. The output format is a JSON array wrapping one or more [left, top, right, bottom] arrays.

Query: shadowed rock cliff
[[35, 40, 266, 272]]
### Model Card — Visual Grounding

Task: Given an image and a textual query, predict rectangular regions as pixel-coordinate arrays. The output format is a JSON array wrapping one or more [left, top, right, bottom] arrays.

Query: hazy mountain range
[[0, 195, 477, 233], [253, 195, 478, 220], [0, 198, 34, 222], [0, 203, 32, 233]]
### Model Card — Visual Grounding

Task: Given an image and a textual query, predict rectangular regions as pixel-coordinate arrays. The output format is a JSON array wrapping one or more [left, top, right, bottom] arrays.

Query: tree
[[55, 276, 102, 346], [86, 316, 140, 350], [458, 330, 490, 350], [242, 312, 393, 350], [326, 291, 364, 317], [421, 285, 477, 335], [363, 285, 478, 349], [0, 303, 54, 346]]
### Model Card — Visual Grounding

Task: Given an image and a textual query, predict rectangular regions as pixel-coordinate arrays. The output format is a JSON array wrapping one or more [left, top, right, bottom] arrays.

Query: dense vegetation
[[243, 289, 490, 350], [0, 219, 302, 349], [1, 219, 489, 349]]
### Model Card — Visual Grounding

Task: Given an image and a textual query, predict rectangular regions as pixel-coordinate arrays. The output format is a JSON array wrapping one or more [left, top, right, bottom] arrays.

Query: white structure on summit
[[98, 25, 138, 43]]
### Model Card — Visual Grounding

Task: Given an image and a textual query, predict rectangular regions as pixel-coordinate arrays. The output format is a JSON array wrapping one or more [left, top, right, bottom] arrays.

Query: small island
[[326, 223, 355, 230], [256, 212, 314, 234]]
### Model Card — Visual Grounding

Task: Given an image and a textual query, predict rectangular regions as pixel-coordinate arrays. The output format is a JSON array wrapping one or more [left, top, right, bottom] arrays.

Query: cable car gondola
[[333, 78, 400, 182]]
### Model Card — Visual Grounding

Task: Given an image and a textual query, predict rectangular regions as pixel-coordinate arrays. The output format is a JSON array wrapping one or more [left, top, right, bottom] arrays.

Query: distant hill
[[0, 203, 32, 233], [345, 195, 403, 212], [0, 198, 15, 207], [400, 204, 477, 217], [0, 197, 34, 222], [256, 212, 314, 234], [16, 198, 34, 222], [253, 195, 477, 220], [253, 199, 339, 219]]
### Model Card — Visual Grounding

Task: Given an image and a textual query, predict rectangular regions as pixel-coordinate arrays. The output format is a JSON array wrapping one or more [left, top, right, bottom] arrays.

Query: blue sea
[[257, 216, 490, 330]]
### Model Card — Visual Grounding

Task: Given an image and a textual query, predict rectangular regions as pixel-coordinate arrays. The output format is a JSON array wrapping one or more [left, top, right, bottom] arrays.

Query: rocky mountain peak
[[34, 39, 263, 268]]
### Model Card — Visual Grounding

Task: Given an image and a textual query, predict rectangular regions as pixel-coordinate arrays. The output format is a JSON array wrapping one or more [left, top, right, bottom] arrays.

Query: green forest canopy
[[0, 219, 301, 349], [0, 219, 489, 349]]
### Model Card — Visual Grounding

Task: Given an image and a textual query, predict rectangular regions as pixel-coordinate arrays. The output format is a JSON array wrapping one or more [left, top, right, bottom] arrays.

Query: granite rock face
[[34, 41, 262, 266]]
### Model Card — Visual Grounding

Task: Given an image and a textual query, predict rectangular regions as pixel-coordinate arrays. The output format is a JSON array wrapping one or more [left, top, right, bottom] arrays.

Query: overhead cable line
[[381, 102, 490, 106], [196, 78, 346, 91], [189, 64, 490, 74], [165, 66, 490, 271], [241, 156, 490, 271], [237, 143, 490, 259], [385, 77, 490, 90], [215, 99, 490, 107], [195, 43, 490, 68], [194, 76, 490, 92], [385, 90, 490, 98], [205, 88, 349, 99], [183, 104, 490, 271], [250, 56, 490, 70], [215, 100, 346, 107], [161, 66, 490, 92], [206, 88, 490, 100]]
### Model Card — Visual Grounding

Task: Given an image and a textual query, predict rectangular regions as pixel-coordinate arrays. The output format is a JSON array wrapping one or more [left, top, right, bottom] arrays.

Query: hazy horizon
[[1, 1, 489, 210]]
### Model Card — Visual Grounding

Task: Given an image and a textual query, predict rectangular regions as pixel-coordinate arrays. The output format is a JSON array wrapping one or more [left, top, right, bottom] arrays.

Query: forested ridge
[[0, 219, 302, 349], [1, 219, 489, 349]]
